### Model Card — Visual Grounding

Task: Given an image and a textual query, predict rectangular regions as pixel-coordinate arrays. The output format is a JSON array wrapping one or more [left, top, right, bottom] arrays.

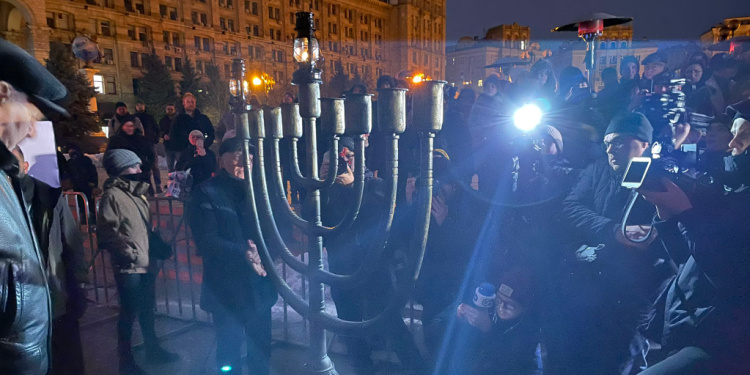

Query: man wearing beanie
[[107, 101, 144, 136], [98, 149, 179, 374], [547, 112, 661, 374]]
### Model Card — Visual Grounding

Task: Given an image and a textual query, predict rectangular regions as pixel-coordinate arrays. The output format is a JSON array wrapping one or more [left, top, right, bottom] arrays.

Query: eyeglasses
[[603, 138, 631, 151]]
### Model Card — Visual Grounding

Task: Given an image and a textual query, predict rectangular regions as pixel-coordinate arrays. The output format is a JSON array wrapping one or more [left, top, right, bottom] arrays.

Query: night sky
[[446, 0, 749, 47]]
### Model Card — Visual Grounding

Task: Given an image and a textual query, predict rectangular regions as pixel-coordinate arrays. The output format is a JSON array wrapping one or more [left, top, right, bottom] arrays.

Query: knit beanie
[[495, 268, 535, 308], [115, 101, 127, 109], [606, 112, 654, 143], [103, 149, 141, 176]]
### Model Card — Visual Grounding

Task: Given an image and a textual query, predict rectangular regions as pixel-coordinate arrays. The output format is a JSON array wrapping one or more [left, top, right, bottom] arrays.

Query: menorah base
[[304, 355, 338, 375]]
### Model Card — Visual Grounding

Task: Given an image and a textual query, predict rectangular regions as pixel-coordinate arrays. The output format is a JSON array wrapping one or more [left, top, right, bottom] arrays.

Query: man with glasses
[[545, 112, 662, 375]]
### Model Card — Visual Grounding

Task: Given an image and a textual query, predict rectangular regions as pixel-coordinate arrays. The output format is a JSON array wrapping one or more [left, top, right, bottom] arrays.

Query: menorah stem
[[302, 116, 337, 375]]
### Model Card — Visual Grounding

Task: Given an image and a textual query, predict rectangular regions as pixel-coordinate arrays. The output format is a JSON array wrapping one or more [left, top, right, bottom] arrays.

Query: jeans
[[115, 273, 158, 348], [212, 306, 272, 375]]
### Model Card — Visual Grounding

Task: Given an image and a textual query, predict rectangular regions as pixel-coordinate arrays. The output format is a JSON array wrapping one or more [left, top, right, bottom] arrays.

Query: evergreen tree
[[202, 62, 229, 124], [178, 57, 202, 97], [325, 70, 350, 97], [45, 43, 99, 142], [138, 53, 176, 117]]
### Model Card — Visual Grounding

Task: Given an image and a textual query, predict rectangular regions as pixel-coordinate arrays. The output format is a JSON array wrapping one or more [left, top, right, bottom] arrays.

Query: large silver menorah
[[228, 11, 445, 375]]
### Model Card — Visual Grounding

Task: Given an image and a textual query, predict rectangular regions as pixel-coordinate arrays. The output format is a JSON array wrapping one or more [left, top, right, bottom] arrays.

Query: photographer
[[638, 108, 750, 374], [549, 112, 660, 375]]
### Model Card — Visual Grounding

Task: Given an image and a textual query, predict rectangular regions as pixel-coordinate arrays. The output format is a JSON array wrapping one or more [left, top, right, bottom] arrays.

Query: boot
[[145, 344, 180, 364], [118, 345, 147, 375]]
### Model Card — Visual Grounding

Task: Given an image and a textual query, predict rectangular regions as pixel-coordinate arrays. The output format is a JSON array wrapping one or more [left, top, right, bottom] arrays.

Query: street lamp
[[292, 11, 322, 84], [553, 13, 632, 91], [229, 57, 251, 113]]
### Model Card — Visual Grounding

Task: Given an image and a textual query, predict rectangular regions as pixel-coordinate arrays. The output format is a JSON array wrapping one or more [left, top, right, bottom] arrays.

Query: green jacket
[[97, 177, 152, 274]]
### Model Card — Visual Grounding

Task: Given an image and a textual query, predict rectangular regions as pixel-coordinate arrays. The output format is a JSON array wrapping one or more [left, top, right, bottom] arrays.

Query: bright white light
[[513, 104, 542, 132], [220, 365, 232, 372]]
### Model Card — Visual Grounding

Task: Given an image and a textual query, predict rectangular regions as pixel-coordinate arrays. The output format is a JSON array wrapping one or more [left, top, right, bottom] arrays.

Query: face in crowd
[[116, 106, 128, 116], [220, 148, 247, 179], [643, 62, 666, 80], [603, 133, 649, 172], [135, 102, 146, 113], [495, 293, 524, 321], [183, 95, 197, 113], [621, 62, 639, 80], [684, 63, 704, 84], [121, 121, 136, 136], [0, 82, 42, 150], [165, 105, 176, 116]]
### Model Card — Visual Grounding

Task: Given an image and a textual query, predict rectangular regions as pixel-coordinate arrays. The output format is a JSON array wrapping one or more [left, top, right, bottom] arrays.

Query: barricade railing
[[65, 192, 421, 351]]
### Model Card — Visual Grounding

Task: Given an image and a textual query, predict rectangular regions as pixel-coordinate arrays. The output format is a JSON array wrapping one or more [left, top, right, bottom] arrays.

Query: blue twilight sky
[[446, 0, 749, 46]]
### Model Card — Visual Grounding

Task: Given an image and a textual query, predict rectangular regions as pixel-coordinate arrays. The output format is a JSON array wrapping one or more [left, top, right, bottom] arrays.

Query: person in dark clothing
[[135, 100, 163, 193], [108, 101, 144, 135], [14, 147, 90, 375], [547, 112, 662, 375], [66, 143, 99, 223], [188, 138, 277, 375], [697, 115, 734, 191], [169, 92, 215, 157], [597, 67, 622, 124], [107, 121, 156, 192], [0, 38, 69, 375], [160, 104, 178, 172], [98, 149, 179, 375], [639, 110, 750, 374], [438, 88, 476, 182], [175, 129, 216, 186], [432, 268, 543, 375]]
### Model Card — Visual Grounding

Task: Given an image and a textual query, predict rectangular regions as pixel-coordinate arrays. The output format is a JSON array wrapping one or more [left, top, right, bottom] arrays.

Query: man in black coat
[[169, 93, 215, 159], [160, 104, 178, 172], [187, 138, 276, 375], [66, 143, 98, 223], [547, 112, 661, 375], [135, 100, 163, 193], [639, 105, 750, 375]]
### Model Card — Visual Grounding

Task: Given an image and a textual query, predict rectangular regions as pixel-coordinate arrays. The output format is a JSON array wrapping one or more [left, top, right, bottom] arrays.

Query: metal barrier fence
[[64, 192, 420, 350]]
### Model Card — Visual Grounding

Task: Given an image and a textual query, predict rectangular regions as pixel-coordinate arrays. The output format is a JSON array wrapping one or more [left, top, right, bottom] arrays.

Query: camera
[[640, 78, 687, 140]]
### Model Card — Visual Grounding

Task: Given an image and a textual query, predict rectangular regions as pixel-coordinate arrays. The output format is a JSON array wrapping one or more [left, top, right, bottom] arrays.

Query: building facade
[[445, 23, 530, 91], [1, 0, 445, 112], [701, 16, 750, 47]]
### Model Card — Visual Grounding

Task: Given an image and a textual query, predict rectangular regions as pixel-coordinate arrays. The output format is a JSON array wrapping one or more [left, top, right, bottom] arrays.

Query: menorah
[[227, 11, 444, 375]]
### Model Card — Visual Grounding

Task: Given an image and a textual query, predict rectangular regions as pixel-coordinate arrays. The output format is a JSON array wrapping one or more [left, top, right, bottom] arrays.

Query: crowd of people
[[2, 32, 750, 375]]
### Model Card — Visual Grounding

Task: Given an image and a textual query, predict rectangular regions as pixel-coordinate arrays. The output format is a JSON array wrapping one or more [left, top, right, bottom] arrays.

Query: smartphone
[[621, 157, 652, 189]]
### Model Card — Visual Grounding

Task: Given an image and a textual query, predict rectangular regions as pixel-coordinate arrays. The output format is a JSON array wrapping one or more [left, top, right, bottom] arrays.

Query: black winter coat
[[66, 151, 98, 196], [159, 115, 176, 150], [135, 111, 160, 144], [187, 171, 277, 318], [653, 192, 750, 372], [174, 146, 216, 186], [169, 109, 215, 153]]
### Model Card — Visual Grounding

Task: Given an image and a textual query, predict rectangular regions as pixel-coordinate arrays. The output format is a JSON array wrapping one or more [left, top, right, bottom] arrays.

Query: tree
[[137, 53, 176, 117], [201, 62, 229, 124], [325, 70, 350, 97], [45, 43, 99, 142], [178, 57, 202, 97]]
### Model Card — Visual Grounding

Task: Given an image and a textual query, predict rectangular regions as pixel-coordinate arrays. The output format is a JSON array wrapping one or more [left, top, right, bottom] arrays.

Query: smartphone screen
[[621, 157, 651, 189]]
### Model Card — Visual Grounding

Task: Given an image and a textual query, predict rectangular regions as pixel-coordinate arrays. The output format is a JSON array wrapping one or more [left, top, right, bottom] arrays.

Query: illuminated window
[[478, 79, 483, 87], [93, 75, 104, 94]]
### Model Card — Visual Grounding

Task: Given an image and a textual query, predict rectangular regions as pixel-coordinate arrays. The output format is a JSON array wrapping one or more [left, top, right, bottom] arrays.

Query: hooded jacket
[[0, 142, 52, 375], [97, 177, 152, 274]]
